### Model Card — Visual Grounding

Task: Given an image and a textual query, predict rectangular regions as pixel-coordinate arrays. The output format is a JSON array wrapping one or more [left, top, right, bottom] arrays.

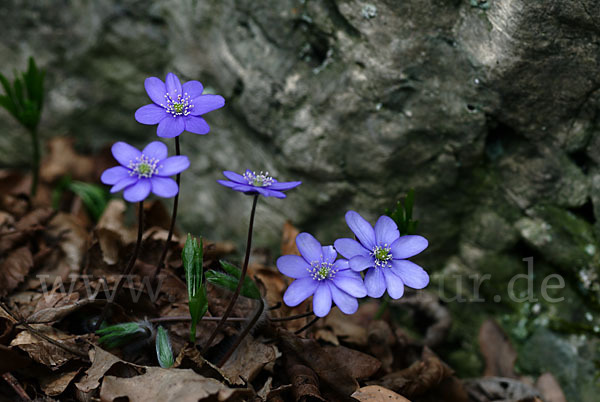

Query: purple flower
[[134, 73, 225, 138], [334, 211, 429, 299], [101, 141, 190, 203], [217, 170, 301, 198], [277, 233, 367, 317]]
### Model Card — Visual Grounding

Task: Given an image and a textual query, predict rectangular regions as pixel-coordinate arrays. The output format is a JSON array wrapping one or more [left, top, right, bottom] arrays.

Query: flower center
[[162, 90, 194, 117], [308, 261, 337, 281], [372, 245, 393, 268], [129, 154, 160, 178], [243, 171, 274, 187]]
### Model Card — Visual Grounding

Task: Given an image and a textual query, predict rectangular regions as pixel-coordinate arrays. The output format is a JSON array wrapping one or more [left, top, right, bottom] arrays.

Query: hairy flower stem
[[153, 137, 181, 281], [29, 127, 40, 197], [95, 201, 144, 330], [294, 316, 320, 335], [201, 194, 259, 355], [218, 299, 265, 367]]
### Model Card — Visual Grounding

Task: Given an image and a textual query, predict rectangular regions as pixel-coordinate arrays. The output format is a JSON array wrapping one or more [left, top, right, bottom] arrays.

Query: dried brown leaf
[[0, 247, 34, 296], [39, 368, 81, 396], [221, 335, 278, 385], [75, 347, 142, 393], [320, 307, 368, 347], [0, 207, 54, 253], [10, 325, 88, 370], [322, 345, 381, 380], [478, 319, 517, 378], [40, 137, 95, 183], [100, 367, 250, 402], [352, 385, 411, 402], [285, 354, 325, 402], [372, 348, 453, 398], [0, 344, 31, 375], [367, 320, 395, 373], [278, 329, 359, 396], [281, 221, 300, 256]]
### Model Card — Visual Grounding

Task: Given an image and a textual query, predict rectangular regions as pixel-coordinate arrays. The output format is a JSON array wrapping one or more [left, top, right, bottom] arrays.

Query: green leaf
[[182, 234, 208, 342], [205, 260, 261, 300], [155, 326, 174, 368], [68, 181, 110, 221], [96, 322, 151, 349], [385, 189, 419, 235]]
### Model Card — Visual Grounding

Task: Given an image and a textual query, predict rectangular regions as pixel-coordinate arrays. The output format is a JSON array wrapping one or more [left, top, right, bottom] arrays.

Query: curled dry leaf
[[285, 354, 325, 402], [478, 319, 517, 378], [278, 329, 376, 396], [28, 296, 104, 324], [97, 200, 136, 245], [0, 247, 34, 296], [352, 385, 411, 402], [221, 334, 278, 385], [100, 367, 251, 402]]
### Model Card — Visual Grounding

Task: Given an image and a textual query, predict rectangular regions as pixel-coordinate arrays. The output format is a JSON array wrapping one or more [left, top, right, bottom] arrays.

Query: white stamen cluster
[[161, 89, 194, 117], [371, 244, 393, 268], [308, 261, 337, 281], [243, 171, 274, 187], [128, 154, 160, 178]]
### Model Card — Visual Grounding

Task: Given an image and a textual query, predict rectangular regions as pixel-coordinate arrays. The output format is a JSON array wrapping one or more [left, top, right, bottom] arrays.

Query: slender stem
[[201, 194, 259, 355], [29, 128, 40, 197], [148, 315, 246, 323], [218, 299, 264, 367], [153, 136, 181, 281], [294, 316, 320, 335], [269, 311, 314, 322], [2, 373, 31, 401], [95, 201, 144, 330]]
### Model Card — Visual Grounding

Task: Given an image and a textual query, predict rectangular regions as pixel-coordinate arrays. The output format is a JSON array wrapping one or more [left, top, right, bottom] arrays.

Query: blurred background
[[1, 1, 599, 400]]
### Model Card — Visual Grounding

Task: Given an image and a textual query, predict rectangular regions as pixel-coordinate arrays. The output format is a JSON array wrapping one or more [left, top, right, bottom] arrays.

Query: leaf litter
[[0, 140, 567, 401]]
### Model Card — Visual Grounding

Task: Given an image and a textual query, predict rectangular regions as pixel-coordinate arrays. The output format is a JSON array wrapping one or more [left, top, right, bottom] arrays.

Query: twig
[[0, 302, 88, 360], [201, 194, 259, 355], [148, 315, 246, 323], [294, 316, 320, 335], [218, 299, 265, 367], [1, 373, 30, 401], [96, 201, 144, 329], [153, 136, 181, 281], [269, 311, 314, 322]]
